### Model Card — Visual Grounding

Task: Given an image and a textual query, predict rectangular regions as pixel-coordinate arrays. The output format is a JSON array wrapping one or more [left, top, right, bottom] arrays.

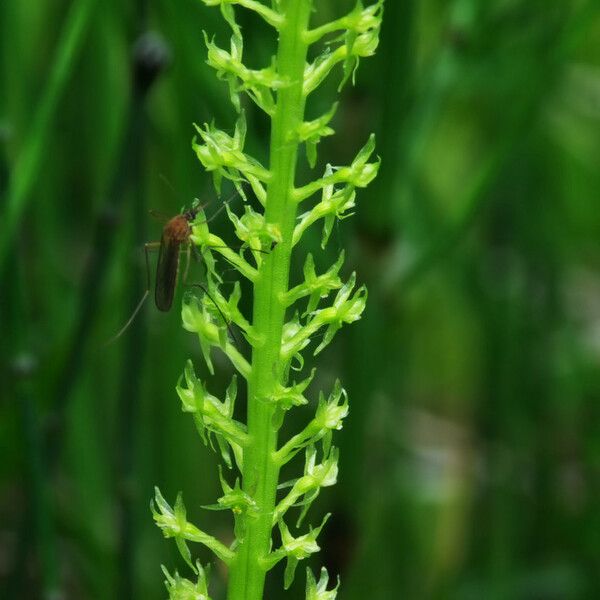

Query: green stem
[[226, 1, 312, 599]]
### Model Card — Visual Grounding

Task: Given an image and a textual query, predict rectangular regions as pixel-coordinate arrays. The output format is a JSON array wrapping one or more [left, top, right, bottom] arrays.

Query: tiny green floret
[[153, 1, 383, 598]]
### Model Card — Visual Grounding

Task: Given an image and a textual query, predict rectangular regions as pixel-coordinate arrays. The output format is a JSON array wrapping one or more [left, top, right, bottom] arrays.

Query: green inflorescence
[[152, 1, 383, 598]]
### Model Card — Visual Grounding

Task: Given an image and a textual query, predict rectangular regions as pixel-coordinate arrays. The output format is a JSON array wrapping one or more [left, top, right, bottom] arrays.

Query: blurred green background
[[2, 0, 599, 598]]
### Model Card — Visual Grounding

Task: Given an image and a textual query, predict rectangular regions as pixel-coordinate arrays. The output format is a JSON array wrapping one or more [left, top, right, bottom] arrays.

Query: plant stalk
[[226, 1, 312, 598]]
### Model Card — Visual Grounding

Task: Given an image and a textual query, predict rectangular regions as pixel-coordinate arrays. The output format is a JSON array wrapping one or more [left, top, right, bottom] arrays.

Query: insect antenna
[[158, 173, 178, 196], [190, 184, 247, 225]]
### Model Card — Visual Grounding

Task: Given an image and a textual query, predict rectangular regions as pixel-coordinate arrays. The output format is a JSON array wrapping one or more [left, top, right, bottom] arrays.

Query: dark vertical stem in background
[[46, 108, 144, 472], [115, 94, 147, 600], [366, 0, 415, 235], [1, 184, 58, 598], [15, 372, 59, 599], [115, 30, 170, 600], [45, 38, 169, 474], [343, 2, 416, 597]]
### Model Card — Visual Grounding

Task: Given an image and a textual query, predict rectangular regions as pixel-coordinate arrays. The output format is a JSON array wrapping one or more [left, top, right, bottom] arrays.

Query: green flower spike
[[153, 2, 382, 598]]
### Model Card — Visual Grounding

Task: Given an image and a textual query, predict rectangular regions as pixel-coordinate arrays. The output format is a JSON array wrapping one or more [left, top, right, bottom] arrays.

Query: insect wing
[[154, 233, 180, 311]]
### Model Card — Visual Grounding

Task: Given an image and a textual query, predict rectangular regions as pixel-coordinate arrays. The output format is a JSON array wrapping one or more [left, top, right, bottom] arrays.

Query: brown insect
[[107, 199, 225, 344], [153, 202, 203, 311]]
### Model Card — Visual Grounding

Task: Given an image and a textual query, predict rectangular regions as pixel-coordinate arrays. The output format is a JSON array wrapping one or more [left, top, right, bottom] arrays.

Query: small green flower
[[162, 562, 212, 600], [262, 514, 331, 589], [152, 487, 235, 566], [315, 381, 349, 432], [274, 444, 339, 525], [270, 368, 315, 412], [305, 567, 340, 600]]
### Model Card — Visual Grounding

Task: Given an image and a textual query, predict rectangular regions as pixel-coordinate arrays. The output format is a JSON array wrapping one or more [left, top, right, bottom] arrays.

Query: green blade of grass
[[0, 0, 98, 269]]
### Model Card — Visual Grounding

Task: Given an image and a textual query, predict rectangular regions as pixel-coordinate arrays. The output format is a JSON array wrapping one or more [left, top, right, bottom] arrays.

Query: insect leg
[[104, 290, 150, 346], [104, 242, 160, 345], [182, 242, 192, 285]]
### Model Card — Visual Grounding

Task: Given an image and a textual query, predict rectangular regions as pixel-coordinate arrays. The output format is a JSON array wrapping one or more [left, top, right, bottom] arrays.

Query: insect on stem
[[154, 202, 203, 312], [106, 192, 238, 346]]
